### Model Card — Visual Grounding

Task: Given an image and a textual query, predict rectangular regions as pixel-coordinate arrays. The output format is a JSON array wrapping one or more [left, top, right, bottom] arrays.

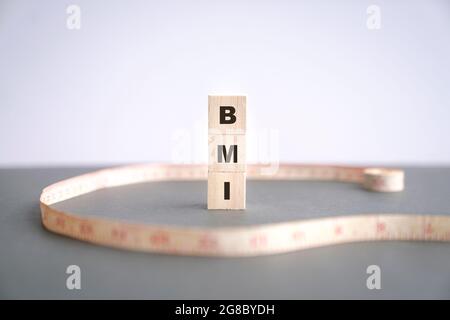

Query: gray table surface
[[1, 166, 450, 299]]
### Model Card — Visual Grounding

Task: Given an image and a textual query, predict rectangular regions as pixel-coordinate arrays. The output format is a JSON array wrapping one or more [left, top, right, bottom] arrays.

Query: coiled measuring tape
[[40, 163, 450, 257]]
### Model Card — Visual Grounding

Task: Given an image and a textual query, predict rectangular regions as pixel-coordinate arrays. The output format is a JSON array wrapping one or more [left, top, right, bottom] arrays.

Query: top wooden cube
[[208, 95, 246, 134]]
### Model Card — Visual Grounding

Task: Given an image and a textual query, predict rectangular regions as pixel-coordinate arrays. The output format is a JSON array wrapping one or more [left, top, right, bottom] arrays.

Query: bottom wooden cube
[[207, 171, 246, 210]]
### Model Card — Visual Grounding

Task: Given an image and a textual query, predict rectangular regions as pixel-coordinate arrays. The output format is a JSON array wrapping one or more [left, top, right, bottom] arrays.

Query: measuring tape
[[40, 163, 450, 257]]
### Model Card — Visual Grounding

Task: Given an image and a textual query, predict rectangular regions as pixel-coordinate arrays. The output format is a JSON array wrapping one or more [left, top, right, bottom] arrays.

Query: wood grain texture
[[208, 95, 246, 135], [208, 134, 246, 172], [208, 95, 247, 210], [207, 171, 246, 210]]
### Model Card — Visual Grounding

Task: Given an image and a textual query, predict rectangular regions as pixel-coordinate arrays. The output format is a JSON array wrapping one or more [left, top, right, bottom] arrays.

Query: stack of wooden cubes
[[207, 95, 246, 210]]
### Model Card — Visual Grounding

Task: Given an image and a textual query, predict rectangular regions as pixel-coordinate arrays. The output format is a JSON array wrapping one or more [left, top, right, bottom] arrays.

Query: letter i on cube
[[207, 96, 246, 210]]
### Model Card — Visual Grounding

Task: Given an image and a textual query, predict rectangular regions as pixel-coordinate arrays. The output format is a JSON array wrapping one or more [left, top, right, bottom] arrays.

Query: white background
[[1, 0, 449, 166]]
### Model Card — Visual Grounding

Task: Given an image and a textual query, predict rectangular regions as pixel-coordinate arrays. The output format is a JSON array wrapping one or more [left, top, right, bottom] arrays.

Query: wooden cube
[[208, 95, 246, 135], [208, 134, 246, 172], [208, 95, 247, 210], [207, 171, 246, 210]]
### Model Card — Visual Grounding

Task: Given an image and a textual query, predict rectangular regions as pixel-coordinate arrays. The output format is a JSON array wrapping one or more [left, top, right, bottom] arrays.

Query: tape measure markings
[[40, 163, 450, 257]]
